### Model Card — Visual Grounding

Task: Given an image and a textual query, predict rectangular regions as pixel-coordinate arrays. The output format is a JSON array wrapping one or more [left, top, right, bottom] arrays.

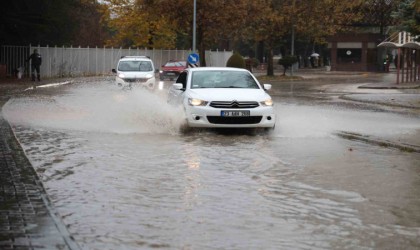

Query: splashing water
[[3, 81, 420, 141], [3, 82, 186, 134]]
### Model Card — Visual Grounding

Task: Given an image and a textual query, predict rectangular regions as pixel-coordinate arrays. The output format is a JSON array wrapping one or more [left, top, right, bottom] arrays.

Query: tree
[[392, 0, 420, 38], [247, 0, 365, 76], [69, 0, 109, 46], [148, 0, 260, 65], [0, 0, 110, 47], [246, 0, 288, 76], [103, 0, 177, 48], [0, 0, 77, 46], [278, 55, 298, 75]]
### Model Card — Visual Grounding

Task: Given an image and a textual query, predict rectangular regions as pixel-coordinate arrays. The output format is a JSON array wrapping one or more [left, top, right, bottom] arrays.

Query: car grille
[[209, 101, 259, 109], [124, 78, 148, 83], [207, 116, 262, 124]]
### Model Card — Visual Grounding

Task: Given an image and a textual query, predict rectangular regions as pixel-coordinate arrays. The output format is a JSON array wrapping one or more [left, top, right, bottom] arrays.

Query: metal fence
[[0, 45, 233, 78]]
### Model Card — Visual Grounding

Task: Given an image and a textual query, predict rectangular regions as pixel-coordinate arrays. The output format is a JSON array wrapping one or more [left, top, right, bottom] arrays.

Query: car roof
[[187, 67, 249, 72], [119, 56, 152, 61]]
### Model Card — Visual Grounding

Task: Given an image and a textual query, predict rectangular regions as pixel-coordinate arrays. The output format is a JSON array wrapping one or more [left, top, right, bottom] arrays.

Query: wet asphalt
[[0, 69, 419, 249]]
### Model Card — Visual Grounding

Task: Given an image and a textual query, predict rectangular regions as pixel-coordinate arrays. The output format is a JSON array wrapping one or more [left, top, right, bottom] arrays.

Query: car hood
[[162, 66, 185, 71], [119, 71, 154, 78], [187, 88, 271, 101]]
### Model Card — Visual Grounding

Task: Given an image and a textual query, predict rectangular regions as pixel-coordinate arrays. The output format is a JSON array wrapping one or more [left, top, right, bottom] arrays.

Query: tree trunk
[[199, 46, 206, 66], [197, 28, 206, 66], [267, 48, 274, 76], [257, 41, 264, 64]]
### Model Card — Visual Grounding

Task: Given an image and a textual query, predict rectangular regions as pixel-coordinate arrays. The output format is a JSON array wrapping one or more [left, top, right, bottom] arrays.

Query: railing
[[0, 45, 233, 78]]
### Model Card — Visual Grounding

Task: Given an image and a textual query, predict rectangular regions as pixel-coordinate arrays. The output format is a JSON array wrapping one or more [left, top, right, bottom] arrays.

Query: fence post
[[87, 46, 89, 76], [160, 49, 163, 68], [103, 46, 106, 75], [70, 45, 73, 77], [28, 44, 32, 77]]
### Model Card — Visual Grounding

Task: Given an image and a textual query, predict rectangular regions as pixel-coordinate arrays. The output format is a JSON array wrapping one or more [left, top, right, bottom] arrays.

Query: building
[[328, 33, 384, 72]]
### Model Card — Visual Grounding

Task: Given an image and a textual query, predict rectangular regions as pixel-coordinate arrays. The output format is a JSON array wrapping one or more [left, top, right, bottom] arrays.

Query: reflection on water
[[2, 81, 420, 249]]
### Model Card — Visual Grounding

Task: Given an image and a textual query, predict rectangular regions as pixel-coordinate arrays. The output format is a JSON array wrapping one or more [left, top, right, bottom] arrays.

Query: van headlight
[[260, 99, 273, 106], [118, 73, 126, 78], [145, 73, 153, 79], [188, 98, 208, 106]]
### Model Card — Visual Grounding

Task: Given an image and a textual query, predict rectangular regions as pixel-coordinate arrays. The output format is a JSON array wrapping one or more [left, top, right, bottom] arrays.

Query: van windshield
[[118, 61, 153, 72]]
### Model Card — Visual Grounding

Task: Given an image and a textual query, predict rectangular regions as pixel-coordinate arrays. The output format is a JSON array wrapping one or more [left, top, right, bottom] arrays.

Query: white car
[[112, 56, 156, 90], [167, 67, 276, 129]]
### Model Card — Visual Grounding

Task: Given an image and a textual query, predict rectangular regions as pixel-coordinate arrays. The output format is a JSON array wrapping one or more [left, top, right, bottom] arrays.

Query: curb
[[358, 84, 420, 89], [339, 94, 420, 110], [336, 131, 420, 153]]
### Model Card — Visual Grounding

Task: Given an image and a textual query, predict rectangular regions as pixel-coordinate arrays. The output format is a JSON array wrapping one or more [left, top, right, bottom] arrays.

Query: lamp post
[[193, 0, 197, 53]]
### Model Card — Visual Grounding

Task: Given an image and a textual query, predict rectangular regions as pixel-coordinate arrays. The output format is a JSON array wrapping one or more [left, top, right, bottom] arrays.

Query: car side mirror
[[263, 84, 272, 91], [112, 69, 117, 73], [173, 83, 184, 90]]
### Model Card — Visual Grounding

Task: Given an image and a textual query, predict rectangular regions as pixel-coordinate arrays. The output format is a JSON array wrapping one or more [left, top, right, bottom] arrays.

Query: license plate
[[167, 73, 175, 75], [221, 110, 250, 117]]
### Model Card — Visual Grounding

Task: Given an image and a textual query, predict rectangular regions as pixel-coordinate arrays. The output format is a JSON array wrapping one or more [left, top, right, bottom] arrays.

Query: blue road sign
[[188, 53, 199, 64]]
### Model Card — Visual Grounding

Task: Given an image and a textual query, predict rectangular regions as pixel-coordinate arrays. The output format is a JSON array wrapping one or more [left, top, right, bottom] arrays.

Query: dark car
[[159, 60, 187, 80]]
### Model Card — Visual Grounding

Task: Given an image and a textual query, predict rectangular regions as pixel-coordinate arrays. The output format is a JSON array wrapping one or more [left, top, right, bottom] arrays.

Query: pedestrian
[[26, 49, 42, 81], [383, 54, 391, 73]]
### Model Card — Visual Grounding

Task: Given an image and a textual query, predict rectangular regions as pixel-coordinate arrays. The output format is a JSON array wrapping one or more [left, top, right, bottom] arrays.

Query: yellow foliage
[[103, 0, 177, 48]]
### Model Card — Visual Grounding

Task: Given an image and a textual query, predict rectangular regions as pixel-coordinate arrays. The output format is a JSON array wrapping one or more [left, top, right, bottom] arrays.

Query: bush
[[226, 53, 246, 69], [278, 55, 298, 75]]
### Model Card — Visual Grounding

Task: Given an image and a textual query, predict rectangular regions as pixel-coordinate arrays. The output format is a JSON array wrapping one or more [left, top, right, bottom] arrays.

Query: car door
[[168, 71, 188, 105]]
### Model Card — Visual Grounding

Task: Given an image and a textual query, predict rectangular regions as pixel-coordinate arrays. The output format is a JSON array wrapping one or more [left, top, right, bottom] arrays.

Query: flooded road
[[2, 80, 420, 249]]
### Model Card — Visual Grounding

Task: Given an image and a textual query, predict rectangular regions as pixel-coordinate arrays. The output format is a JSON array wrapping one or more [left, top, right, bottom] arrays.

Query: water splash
[[3, 82, 185, 134]]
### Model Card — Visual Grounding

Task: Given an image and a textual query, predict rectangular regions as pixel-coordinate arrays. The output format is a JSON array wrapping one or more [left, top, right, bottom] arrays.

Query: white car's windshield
[[118, 61, 153, 72], [191, 71, 259, 89]]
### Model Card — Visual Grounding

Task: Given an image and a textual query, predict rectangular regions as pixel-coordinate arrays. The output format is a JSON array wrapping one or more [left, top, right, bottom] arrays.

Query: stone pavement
[[0, 72, 419, 249]]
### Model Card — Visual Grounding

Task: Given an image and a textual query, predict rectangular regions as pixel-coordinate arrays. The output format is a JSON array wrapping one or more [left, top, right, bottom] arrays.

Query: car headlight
[[145, 73, 153, 79], [118, 73, 125, 78], [260, 99, 273, 106], [188, 98, 208, 106]]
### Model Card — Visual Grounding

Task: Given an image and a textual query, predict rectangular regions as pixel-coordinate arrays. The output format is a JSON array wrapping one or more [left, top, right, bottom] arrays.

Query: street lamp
[[193, 0, 197, 53]]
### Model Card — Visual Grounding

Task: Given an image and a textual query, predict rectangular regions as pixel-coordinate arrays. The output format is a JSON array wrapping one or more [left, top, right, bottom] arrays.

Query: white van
[[112, 56, 156, 90]]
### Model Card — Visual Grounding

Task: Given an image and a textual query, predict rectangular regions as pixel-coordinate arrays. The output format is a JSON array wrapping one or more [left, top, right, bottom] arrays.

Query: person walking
[[26, 49, 42, 81]]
